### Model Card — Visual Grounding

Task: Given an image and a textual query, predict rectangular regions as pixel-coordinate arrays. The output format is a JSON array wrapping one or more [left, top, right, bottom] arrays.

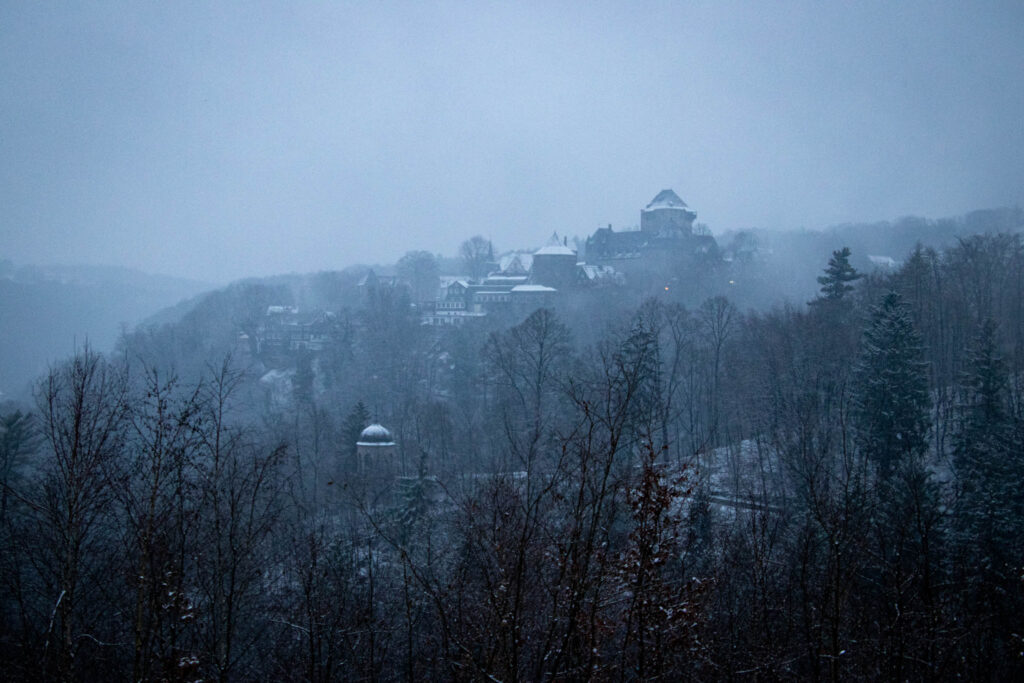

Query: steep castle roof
[[643, 189, 690, 211]]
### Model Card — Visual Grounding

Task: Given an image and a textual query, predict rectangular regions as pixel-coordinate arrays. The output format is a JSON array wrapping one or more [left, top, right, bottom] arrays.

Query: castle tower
[[640, 189, 696, 237], [531, 234, 577, 289]]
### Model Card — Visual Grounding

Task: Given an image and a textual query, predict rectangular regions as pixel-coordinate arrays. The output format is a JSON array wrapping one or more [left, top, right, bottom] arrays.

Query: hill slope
[[0, 263, 213, 399]]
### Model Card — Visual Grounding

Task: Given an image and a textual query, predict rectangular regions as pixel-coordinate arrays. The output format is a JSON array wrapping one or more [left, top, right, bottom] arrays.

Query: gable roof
[[498, 252, 533, 274]]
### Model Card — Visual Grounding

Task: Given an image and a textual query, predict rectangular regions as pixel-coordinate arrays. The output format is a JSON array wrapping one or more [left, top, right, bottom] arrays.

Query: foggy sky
[[3, 1, 1023, 283]]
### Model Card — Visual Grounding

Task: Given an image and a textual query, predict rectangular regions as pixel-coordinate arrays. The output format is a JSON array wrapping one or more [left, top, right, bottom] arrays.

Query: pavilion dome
[[357, 423, 395, 446]]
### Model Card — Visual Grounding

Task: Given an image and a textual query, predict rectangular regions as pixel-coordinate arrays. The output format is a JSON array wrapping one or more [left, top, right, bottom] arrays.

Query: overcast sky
[[2, 1, 1023, 283]]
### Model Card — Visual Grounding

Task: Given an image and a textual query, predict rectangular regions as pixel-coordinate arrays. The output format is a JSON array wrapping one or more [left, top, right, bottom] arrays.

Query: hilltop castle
[[254, 190, 716, 335], [585, 189, 715, 262], [419, 189, 717, 325]]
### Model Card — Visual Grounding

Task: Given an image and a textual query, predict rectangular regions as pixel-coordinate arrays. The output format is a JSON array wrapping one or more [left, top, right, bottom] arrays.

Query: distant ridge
[[0, 262, 214, 400]]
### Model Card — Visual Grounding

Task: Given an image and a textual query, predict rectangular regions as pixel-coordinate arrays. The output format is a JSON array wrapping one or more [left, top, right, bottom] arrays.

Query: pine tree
[[951, 318, 1024, 674], [398, 450, 432, 541], [813, 246, 862, 303], [956, 319, 1009, 454], [954, 318, 1022, 567], [853, 291, 931, 478], [852, 292, 941, 678]]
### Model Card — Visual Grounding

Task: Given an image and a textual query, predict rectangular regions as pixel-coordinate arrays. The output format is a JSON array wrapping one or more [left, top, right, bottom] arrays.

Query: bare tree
[[193, 360, 289, 682], [396, 250, 440, 304], [483, 307, 573, 473], [459, 235, 493, 282], [33, 347, 129, 679], [118, 366, 204, 681]]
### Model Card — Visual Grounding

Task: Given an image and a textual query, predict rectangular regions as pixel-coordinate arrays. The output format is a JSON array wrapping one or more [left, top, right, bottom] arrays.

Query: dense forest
[[2, 228, 1024, 681]]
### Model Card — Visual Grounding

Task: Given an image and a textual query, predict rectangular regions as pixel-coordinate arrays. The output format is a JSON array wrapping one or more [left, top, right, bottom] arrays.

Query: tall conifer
[[853, 291, 931, 478], [814, 246, 862, 303]]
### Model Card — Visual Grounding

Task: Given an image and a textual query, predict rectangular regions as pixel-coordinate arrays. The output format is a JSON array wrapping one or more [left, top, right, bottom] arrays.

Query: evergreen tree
[[956, 318, 1009, 454], [852, 292, 942, 678], [954, 318, 1022, 567], [853, 291, 931, 478], [813, 246, 862, 303], [397, 450, 432, 541], [950, 318, 1024, 675]]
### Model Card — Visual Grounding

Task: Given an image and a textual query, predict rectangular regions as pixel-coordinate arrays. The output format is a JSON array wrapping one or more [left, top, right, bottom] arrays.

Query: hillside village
[[251, 189, 720, 355]]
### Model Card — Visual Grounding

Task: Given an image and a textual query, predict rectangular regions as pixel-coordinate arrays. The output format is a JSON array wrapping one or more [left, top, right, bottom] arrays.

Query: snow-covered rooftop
[[440, 275, 472, 286], [259, 368, 294, 384], [511, 284, 557, 293], [578, 264, 621, 281], [643, 189, 691, 212], [483, 275, 528, 283], [868, 255, 899, 268], [498, 252, 533, 274], [534, 245, 576, 256]]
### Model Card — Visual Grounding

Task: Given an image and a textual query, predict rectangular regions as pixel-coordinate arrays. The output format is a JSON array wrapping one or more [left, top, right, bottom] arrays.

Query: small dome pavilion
[[356, 423, 397, 477]]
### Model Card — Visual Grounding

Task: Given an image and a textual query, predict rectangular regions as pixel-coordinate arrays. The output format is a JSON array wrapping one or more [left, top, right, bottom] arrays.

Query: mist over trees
[[2, 218, 1024, 680], [0, 265, 212, 401]]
